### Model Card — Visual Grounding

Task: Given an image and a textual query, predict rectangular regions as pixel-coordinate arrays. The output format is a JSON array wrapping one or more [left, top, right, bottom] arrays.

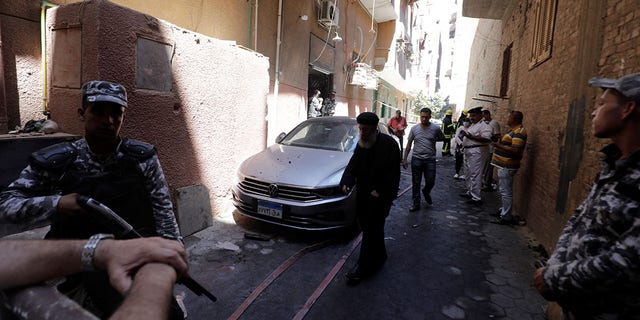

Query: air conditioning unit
[[319, 0, 336, 24]]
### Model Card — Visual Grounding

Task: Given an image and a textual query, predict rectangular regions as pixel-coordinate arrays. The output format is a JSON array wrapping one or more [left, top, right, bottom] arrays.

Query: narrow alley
[[181, 153, 548, 320]]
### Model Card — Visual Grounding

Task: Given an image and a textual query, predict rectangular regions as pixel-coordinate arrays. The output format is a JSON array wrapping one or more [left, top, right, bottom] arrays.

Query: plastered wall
[[0, 1, 44, 132], [46, 0, 270, 224]]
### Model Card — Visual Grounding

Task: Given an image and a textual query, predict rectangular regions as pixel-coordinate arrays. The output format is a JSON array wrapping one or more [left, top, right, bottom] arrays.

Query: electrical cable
[[310, 25, 333, 64]]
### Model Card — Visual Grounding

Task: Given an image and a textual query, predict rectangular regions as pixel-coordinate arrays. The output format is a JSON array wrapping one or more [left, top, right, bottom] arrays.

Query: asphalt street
[[181, 151, 549, 320]]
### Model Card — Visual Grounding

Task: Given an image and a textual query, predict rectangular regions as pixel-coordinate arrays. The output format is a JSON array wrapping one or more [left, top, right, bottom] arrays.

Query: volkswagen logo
[[268, 184, 279, 197]]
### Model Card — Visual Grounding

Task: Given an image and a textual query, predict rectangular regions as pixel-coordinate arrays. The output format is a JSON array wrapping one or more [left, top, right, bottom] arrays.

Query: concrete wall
[[0, 1, 45, 132], [467, 0, 640, 255], [46, 0, 270, 228], [464, 19, 501, 111]]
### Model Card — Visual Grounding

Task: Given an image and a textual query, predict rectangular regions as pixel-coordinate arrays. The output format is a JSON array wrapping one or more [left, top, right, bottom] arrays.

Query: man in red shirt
[[388, 110, 408, 155]]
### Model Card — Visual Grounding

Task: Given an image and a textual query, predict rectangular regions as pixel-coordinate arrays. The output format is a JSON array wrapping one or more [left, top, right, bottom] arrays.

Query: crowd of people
[[344, 71, 640, 318], [1, 71, 640, 319]]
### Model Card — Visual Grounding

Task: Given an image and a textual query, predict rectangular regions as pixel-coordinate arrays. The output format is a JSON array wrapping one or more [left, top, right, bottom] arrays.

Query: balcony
[[357, 0, 397, 23]]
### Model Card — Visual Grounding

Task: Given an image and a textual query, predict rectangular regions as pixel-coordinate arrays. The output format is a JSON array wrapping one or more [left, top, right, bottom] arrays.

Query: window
[[529, 0, 557, 68], [500, 43, 512, 97]]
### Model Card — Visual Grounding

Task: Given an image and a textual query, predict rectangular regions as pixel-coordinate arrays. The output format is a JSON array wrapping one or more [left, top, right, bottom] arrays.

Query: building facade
[[463, 0, 639, 294], [0, 0, 430, 232]]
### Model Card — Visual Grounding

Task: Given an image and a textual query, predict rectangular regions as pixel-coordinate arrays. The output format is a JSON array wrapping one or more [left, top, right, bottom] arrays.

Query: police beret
[[467, 107, 483, 114], [356, 112, 379, 125]]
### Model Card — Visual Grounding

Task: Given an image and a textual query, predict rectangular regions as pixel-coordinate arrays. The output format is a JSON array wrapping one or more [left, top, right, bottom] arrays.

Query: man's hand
[[533, 267, 555, 301], [93, 237, 188, 294], [402, 158, 408, 169], [56, 193, 86, 217], [370, 190, 379, 198], [109, 263, 178, 320]]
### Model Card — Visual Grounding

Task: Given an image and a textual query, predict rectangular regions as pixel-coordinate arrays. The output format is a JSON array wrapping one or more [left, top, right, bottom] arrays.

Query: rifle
[[77, 195, 217, 302]]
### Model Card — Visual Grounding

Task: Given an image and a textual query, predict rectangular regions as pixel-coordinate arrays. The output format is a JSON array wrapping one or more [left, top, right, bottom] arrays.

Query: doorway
[[308, 68, 333, 115]]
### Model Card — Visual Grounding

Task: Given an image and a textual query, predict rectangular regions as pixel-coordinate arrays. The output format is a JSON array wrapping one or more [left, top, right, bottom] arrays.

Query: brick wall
[[467, 0, 640, 251]]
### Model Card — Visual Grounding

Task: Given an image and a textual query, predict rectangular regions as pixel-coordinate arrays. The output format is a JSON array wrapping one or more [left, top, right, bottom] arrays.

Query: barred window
[[500, 43, 512, 97], [529, 0, 557, 68]]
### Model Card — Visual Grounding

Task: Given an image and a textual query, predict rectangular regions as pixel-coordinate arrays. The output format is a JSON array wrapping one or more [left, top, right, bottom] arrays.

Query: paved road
[[182, 154, 548, 320]]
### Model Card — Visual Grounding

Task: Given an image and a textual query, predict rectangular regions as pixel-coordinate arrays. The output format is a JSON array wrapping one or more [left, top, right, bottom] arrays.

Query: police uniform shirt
[[0, 138, 181, 240]]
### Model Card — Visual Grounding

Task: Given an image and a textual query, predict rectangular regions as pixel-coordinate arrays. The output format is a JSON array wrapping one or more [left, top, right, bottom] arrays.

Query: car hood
[[238, 144, 353, 187]]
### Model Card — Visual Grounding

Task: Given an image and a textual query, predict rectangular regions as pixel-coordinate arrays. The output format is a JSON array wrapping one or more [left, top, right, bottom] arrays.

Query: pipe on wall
[[254, 0, 258, 50], [273, 0, 283, 103], [247, 0, 252, 47], [40, 1, 58, 112]]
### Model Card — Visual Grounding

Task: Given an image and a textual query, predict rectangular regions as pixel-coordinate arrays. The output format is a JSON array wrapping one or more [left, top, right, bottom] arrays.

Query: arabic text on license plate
[[257, 200, 283, 219]]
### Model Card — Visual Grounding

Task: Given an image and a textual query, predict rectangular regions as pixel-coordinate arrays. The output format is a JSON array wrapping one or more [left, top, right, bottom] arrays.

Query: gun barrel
[[76, 195, 217, 303]]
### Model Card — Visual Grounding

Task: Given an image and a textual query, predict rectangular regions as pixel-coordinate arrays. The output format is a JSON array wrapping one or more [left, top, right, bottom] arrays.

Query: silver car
[[231, 116, 390, 230]]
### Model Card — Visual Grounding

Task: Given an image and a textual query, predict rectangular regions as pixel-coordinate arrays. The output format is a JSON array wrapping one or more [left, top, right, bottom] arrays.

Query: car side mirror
[[275, 132, 287, 144]]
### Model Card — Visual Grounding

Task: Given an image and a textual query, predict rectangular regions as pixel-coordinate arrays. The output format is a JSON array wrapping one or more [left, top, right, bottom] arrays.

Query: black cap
[[356, 112, 379, 125], [467, 107, 483, 114]]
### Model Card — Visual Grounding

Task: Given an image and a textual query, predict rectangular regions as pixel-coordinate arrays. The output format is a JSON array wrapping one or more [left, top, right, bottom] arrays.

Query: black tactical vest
[[31, 139, 157, 239]]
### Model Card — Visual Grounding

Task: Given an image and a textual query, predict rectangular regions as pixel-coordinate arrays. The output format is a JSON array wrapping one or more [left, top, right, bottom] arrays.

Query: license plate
[[257, 200, 283, 219]]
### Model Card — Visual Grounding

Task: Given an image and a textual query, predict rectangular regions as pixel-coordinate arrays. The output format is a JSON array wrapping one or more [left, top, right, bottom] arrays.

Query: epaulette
[[30, 142, 77, 170], [121, 139, 155, 160]]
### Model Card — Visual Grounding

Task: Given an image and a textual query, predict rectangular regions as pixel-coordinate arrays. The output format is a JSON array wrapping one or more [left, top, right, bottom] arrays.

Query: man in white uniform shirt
[[482, 110, 501, 191], [460, 107, 493, 205]]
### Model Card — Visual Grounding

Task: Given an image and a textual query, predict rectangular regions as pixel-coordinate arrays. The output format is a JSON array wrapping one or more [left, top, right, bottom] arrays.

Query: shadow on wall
[[0, 11, 43, 132], [47, 0, 269, 236], [555, 96, 585, 215]]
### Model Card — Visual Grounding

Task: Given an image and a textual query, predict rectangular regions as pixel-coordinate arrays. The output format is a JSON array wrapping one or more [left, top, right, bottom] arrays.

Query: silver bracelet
[[81, 233, 114, 271]]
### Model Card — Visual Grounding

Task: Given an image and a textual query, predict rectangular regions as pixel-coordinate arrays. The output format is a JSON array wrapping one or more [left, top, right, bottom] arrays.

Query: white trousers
[[463, 147, 490, 201]]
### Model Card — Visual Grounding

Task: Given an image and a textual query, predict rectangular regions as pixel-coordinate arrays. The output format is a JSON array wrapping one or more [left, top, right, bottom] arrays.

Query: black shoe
[[346, 265, 364, 285], [409, 204, 420, 212], [490, 218, 516, 225], [459, 193, 472, 199], [422, 191, 432, 205], [466, 199, 483, 205]]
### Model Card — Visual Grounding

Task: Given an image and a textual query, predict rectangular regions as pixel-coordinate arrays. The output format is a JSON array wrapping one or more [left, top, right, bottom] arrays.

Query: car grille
[[238, 177, 321, 201]]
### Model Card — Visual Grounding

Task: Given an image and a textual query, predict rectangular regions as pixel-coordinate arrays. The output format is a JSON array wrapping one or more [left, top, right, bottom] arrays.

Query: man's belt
[[464, 144, 489, 149]]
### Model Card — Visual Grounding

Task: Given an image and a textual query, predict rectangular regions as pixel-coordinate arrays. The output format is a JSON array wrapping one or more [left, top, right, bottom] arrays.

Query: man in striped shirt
[[489, 111, 526, 224]]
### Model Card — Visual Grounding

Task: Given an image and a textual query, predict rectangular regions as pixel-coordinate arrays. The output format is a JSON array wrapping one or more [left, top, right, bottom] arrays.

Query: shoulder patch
[[30, 142, 77, 169], [121, 139, 155, 160]]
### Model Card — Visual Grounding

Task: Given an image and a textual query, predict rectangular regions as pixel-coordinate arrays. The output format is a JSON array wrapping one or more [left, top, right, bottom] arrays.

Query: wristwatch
[[81, 233, 114, 271]]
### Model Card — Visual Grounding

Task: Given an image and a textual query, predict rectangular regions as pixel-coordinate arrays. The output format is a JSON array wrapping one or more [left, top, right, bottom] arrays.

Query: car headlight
[[313, 186, 343, 198]]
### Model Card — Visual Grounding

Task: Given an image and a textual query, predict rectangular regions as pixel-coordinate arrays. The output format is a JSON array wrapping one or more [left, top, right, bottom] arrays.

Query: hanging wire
[[310, 26, 333, 64], [310, 0, 339, 64]]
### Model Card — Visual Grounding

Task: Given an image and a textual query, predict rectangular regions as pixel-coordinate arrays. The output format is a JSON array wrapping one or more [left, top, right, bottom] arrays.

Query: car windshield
[[280, 119, 358, 152]]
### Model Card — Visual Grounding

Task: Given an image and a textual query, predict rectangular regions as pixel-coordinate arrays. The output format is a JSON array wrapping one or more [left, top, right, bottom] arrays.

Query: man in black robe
[[340, 112, 401, 285]]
